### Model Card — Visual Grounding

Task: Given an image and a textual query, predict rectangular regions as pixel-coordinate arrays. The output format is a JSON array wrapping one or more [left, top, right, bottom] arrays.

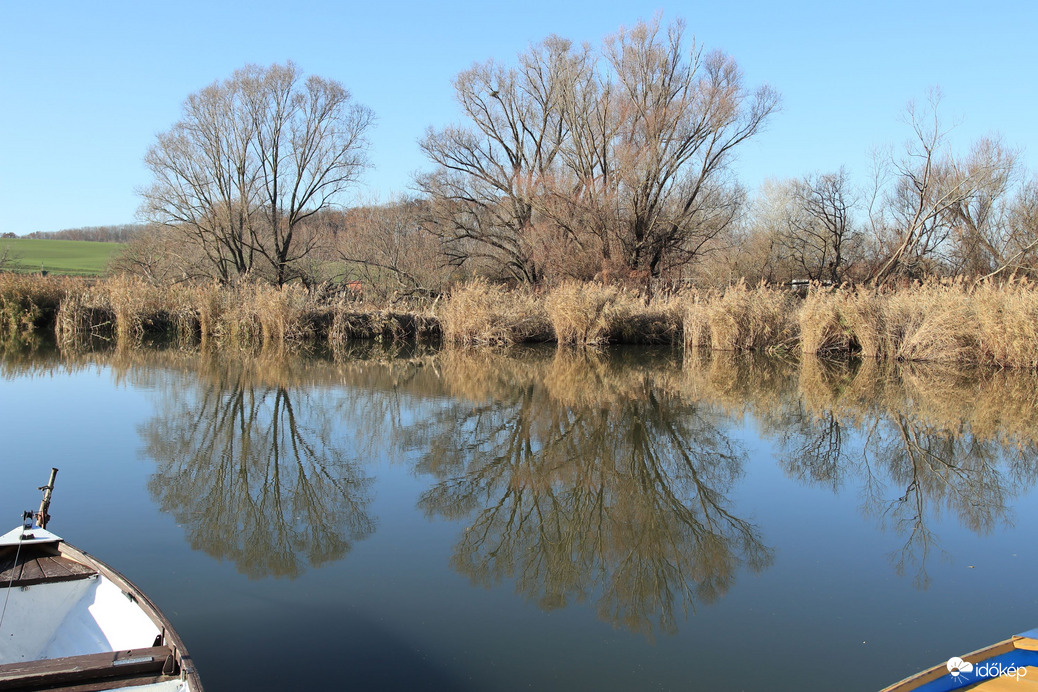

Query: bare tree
[[139, 62, 373, 286], [772, 168, 858, 283], [417, 37, 578, 283], [941, 138, 1031, 278], [336, 197, 455, 299], [591, 18, 777, 278], [695, 185, 793, 287], [868, 91, 995, 284], [419, 18, 778, 284], [109, 225, 192, 284], [995, 178, 1038, 277]]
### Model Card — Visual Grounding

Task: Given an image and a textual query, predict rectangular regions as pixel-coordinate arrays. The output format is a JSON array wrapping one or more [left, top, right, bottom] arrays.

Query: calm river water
[[1, 342, 1037, 691]]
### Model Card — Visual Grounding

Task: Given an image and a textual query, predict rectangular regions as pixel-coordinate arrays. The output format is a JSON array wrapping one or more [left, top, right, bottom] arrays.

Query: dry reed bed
[[440, 279, 682, 347], [684, 279, 1038, 368], [438, 279, 551, 346], [8, 276, 1038, 366], [684, 282, 799, 355], [798, 280, 1038, 368], [0, 274, 81, 338], [543, 281, 682, 346], [3, 275, 438, 350]]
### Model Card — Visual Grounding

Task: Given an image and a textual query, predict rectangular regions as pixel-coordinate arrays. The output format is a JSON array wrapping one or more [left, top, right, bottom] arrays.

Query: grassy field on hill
[[0, 238, 125, 276]]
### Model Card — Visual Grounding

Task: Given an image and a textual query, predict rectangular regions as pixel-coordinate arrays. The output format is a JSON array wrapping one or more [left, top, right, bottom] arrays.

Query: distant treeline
[[25, 224, 147, 243]]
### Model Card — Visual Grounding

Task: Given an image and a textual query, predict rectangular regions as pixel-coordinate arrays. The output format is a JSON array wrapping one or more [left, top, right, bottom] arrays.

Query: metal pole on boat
[[36, 467, 58, 529]]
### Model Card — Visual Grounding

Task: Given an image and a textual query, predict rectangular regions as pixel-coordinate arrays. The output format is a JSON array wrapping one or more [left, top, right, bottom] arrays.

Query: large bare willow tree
[[418, 37, 578, 283], [419, 17, 779, 283], [139, 62, 373, 285]]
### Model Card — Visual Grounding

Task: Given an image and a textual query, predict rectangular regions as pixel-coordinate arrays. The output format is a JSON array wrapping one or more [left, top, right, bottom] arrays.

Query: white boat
[[0, 470, 202, 691]]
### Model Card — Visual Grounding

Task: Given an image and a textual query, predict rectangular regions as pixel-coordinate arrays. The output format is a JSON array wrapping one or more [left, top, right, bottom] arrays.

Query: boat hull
[[0, 534, 202, 691], [883, 630, 1038, 691]]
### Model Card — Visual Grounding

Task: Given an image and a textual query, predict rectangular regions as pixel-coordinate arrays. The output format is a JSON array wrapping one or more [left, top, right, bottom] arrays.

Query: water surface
[[1, 343, 1036, 690]]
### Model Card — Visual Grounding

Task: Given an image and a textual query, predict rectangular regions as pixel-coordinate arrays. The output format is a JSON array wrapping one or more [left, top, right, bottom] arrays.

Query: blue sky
[[1, 0, 1034, 235]]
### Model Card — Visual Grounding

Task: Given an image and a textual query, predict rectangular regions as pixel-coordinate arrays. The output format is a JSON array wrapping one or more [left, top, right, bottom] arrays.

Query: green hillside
[[0, 238, 125, 276]]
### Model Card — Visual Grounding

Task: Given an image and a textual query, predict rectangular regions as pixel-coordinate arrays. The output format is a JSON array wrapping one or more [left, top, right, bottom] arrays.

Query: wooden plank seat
[[0, 546, 97, 588], [0, 646, 176, 690]]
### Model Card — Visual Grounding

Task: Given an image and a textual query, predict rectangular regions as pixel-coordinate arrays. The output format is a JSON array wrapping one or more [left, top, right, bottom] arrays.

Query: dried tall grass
[[329, 305, 439, 350], [103, 276, 186, 344], [798, 280, 1038, 368], [797, 288, 851, 356], [184, 281, 227, 344], [545, 281, 618, 345], [684, 282, 799, 354], [241, 283, 317, 345], [605, 291, 684, 345], [439, 279, 550, 347], [10, 272, 1038, 365], [54, 288, 114, 348], [972, 280, 1038, 369], [0, 274, 78, 337]]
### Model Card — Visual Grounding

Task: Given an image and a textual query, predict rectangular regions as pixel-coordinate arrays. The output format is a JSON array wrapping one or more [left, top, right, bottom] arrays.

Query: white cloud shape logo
[[947, 657, 974, 677]]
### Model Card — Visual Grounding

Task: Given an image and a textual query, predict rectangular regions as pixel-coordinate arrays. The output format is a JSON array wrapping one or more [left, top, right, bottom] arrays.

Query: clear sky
[[1, 0, 1035, 235]]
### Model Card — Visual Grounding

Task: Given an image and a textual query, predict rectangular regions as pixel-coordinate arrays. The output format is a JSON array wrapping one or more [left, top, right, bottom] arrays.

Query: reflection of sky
[[2, 353, 1038, 691], [0, 368, 159, 529]]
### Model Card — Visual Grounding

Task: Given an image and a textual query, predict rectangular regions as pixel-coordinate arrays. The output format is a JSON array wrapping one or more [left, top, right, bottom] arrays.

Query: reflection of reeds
[[434, 346, 688, 410], [682, 350, 799, 420], [797, 354, 1038, 452]]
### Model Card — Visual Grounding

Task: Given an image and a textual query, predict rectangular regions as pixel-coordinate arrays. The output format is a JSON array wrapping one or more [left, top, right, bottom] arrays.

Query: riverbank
[[3, 274, 1038, 368]]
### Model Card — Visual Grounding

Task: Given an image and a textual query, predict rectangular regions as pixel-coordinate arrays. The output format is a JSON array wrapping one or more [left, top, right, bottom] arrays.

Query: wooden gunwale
[[55, 541, 203, 692], [882, 636, 1031, 691]]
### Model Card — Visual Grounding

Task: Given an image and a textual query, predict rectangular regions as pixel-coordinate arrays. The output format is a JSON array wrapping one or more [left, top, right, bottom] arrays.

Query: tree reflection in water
[[736, 355, 1038, 589], [139, 352, 375, 579], [7, 341, 1037, 610], [409, 349, 773, 639]]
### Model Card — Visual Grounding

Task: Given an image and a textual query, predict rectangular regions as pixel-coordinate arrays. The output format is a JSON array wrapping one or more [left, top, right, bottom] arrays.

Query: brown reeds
[[972, 279, 1038, 369], [236, 282, 318, 345], [683, 282, 799, 354], [545, 281, 618, 346], [0, 274, 79, 338], [439, 279, 550, 347], [54, 288, 115, 348], [328, 308, 439, 349], [798, 279, 1038, 368], [605, 290, 684, 345], [9, 272, 1038, 367]]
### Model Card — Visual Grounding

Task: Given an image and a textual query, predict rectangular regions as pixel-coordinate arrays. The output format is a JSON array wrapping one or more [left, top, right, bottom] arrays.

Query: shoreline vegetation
[[4, 274, 1038, 369]]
